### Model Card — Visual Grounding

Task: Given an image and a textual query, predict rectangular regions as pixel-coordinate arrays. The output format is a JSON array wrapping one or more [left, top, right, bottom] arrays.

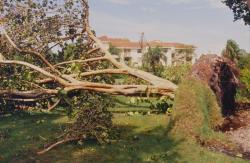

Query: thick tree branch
[[0, 60, 69, 85], [35, 69, 141, 85], [0, 89, 57, 98], [81, 2, 177, 93], [0, 82, 173, 99], [78, 69, 130, 77], [3, 30, 61, 75], [64, 82, 174, 97], [2, 97, 55, 102], [85, 23, 177, 92]]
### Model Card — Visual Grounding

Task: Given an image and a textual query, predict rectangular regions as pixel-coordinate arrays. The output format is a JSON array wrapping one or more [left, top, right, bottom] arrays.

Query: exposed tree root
[[191, 55, 239, 116]]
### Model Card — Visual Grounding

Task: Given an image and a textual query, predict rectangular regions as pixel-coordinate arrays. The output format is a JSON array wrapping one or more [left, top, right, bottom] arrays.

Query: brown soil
[[210, 103, 250, 160], [225, 109, 250, 153], [220, 110, 250, 132]]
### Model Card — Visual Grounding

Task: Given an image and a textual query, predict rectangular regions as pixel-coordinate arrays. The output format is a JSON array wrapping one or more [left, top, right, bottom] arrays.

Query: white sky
[[89, 0, 250, 55]]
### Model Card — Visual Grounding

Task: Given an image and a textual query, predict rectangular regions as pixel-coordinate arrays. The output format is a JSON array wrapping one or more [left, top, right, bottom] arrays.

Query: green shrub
[[0, 99, 22, 116], [122, 76, 149, 85], [237, 68, 250, 100], [236, 54, 250, 101], [149, 96, 174, 113], [163, 64, 191, 85], [66, 105, 113, 144], [52, 92, 114, 146], [130, 96, 174, 113], [142, 47, 166, 77]]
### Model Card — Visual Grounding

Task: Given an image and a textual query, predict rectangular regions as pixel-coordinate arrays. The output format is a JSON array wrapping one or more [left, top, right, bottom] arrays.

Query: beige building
[[99, 36, 196, 67]]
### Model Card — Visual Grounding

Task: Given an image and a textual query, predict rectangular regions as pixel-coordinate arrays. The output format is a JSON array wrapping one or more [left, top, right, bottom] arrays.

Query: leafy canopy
[[142, 46, 166, 77], [222, 39, 248, 63], [223, 0, 250, 25]]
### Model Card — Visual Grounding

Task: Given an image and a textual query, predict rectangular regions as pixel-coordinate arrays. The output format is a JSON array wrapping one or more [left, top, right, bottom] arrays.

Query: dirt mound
[[236, 102, 250, 110], [191, 55, 240, 116], [203, 108, 250, 160], [223, 110, 250, 153]]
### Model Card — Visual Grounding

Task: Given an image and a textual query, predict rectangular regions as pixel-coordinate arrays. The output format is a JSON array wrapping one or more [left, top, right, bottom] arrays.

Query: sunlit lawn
[[0, 97, 247, 162]]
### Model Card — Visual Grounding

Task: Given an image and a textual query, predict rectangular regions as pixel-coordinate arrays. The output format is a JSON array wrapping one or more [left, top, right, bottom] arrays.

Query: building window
[[137, 49, 142, 53], [164, 57, 168, 63], [163, 48, 169, 53], [186, 55, 192, 62], [124, 49, 131, 53]]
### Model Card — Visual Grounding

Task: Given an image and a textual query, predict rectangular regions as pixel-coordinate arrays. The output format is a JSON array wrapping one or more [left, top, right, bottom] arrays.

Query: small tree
[[237, 53, 250, 100], [222, 39, 244, 63], [108, 44, 121, 56], [142, 46, 166, 77], [222, 40, 250, 100], [239, 68, 250, 99], [238, 52, 250, 69]]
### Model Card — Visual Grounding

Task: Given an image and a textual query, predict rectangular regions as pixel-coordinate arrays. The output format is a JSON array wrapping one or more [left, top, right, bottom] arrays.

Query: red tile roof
[[99, 36, 195, 49], [99, 36, 140, 49]]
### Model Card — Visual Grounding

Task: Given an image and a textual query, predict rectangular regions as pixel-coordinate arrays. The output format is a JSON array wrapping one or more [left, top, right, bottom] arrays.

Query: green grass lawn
[[0, 97, 248, 162]]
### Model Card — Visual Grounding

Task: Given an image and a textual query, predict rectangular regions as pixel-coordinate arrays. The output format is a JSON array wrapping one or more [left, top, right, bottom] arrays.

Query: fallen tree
[[0, 0, 176, 105], [1, 0, 241, 155], [0, 0, 177, 154]]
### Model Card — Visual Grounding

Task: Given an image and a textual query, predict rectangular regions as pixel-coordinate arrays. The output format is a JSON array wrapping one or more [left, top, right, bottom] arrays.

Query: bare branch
[[0, 60, 69, 85], [48, 99, 61, 111], [54, 56, 107, 67], [0, 53, 5, 60], [35, 69, 133, 85], [77, 69, 129, 77], [0, 89, 57, 98], [37, 138, 76, 155], [3, 30, 61, 75], [2, 97, 54, 102]]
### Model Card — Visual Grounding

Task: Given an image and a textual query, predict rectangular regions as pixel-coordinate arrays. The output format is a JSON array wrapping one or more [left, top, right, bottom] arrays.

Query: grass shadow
[[0, 111, 246, 163], [0, 112, 67, 162], [34, 117, 183, 163]]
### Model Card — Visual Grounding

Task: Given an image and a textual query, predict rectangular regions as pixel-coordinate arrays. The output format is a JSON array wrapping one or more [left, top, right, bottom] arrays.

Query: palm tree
[[108, 44, 121, 56], [142, 46, 166, 76]]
